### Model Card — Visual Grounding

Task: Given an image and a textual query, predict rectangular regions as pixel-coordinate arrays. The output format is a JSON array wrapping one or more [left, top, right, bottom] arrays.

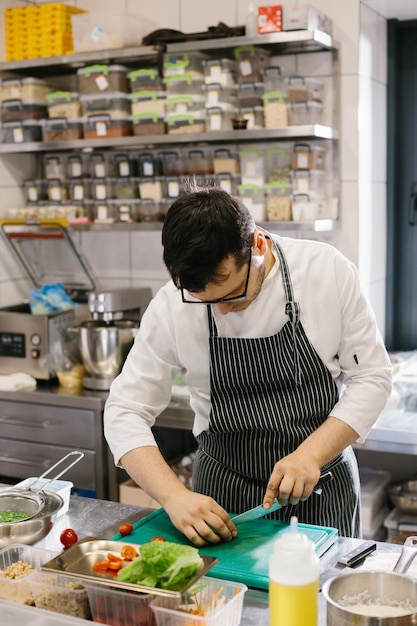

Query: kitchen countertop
[[24, 495, 407, 626]]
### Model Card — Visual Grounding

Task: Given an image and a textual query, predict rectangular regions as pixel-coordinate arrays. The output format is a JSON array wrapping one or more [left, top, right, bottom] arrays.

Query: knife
[[232, 471, 333, 526], [319, 540, 377, 588]]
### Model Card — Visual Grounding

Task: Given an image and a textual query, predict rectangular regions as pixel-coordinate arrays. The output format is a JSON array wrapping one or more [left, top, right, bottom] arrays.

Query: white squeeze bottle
[[269, 516, 319, 626]]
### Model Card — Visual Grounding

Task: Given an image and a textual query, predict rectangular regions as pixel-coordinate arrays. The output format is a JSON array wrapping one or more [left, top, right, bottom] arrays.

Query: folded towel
[[0, 372, 37, 391]]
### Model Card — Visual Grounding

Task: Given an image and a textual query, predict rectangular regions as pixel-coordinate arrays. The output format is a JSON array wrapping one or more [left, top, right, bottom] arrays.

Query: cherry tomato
[[119, 523, 133, 536], [93, 559, 110, 572], [107, 558, 123, 571], [60, 528, 78, 548], [120, 545, 138, 561], [151, 536, 166, 542]]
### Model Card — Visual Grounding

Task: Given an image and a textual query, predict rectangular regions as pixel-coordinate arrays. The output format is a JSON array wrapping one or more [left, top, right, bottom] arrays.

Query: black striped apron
[[193, 236, 361, 538]]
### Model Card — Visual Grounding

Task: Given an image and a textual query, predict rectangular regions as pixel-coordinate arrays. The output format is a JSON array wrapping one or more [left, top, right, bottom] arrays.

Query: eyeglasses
[[181, 249, 252, 305]]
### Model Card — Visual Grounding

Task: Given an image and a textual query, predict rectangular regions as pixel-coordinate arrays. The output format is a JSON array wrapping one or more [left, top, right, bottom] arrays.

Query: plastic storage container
[[204, 83, 237, 111], [237, 82, 264, 107], [83, 114, 132, 139], [47, 91, 82, 119], [167, 95, 205, 115], [46, 178, 68, 201], [160, 150, 184, 176], [265, 145, 292, 182], [359, 468, 391, 533], [138, 177, 166, 201], [77, 64, 129, 94], [29, 571, 91, 618], [185, 148, 212, 175], [132, 113, 166, 136], [286, 77, 324, 103], [203, 58, 237, 87], [68, 178, 90, 202], [291, 193, 320, 221], [213, 148, 240, 175], [86, 582, 154, 626], [263, 66, 287, 95], [0, 98, 47, 121], [129, 67, 164, 92], [91, 177, 114, 200], [137, 152, 162, 178], [291, 143, 326, 170], [42, 117, 83, 142], [206, 106, 237, 132], [216, 173, 241, 195], [131, 90, 166, 116], [165, 175, 183, 199], [233, 45, 270, 83], [167, 112, 206, 135], [114, 177, 138, 200], [0, 77, 48, 102], [23, 179, 46, 203], [292, 169, 325, 194], [113, 199, 140, 222], [89, 152, 109, 178], [237, 105, 264, 129], [44, 155, 65, 180], [288, 102, 323, 126], [67, 155, 84, 178], [1, 119, 42, 143], [80, 92, 131, 117], [384, 507, 417, 545], [151, 577, 247, 626], [165, 74, 205, 98], [238, 182, 265, 221], [163, 51, 207, 77], [265, 181, 292, 221], [239, 147, 265, 185], [92, 201, 117, 223], [137, 198, 164, 222], [0, 544, 59, 604], [113, 152, 137, 178], [262, 92, 288, 128]]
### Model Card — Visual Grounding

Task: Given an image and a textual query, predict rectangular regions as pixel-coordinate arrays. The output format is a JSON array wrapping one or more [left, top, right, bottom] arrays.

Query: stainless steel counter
[[30, 495, 405, 626]]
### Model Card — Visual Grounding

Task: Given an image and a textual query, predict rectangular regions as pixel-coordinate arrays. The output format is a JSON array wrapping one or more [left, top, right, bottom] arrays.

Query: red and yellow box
[[257, 5, 283, 33]]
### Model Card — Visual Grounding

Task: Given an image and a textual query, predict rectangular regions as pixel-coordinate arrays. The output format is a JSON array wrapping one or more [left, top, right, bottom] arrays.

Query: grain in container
[[137, 198, 164, 222], [291, 142, 326, 170], [129, 67, 163, 92], [0, 98, 47, 121], [90, 177, 114, 201], [29, 571, 91, 619], [288, 101, 323, 126], [68, 178, 91, 202], [77, 64, 129, 94], [263, 91, 288, 128], [216, 172, 241, 195], [213, 148, 240, 174], [286, 76, 325, 103], [114, 177, 138, 200], [0, 544, 59, 605], [265, 145, 292, 182], [203, 83, 237, 110], [46, 178, 68, 202], [23, 179, 46, 203], [42, 117, 83, 142], [237, 105, 264, 129], [184, 148, 213, 175], [239, 147, 265, 186], [233, 45, 270, 84], [132, 112, 166, 136], [238, 182, 266, 221], [44, 155, 65, 180], [47, 91, 82, 119], [138, 176, 166, 201], [1, 119, 42, 143], [130, 90, 166, 116], [266, 181, 292, 221], [167, 112, 206, 135], [207, 106, 237, 131], [137, 151, 162, 178], [237, 81, 265, 108], [83, 114, 132, 139], [203, 58, 237, 87], [163, 51, 207, 78], [160, 150, 184, 176], [0, 77, 48, 102], [80, 92, 131, 117]]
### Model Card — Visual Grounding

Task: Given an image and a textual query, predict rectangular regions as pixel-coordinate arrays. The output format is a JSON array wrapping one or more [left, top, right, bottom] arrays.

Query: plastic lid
[[272, 516, 317, 566]]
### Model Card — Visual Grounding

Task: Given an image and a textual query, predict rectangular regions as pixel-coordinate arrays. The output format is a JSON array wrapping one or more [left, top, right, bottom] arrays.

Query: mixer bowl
[[78, 319, 137, 380]]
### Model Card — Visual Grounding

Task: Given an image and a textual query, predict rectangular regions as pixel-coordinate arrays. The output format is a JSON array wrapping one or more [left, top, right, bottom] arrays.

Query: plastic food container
[[86, 582, 154, 626], [29, 571, 91, 619], [0, 544, 59, 605], [265, 181, 292, 221], [132, 113, 166, 136], [77, 64, 129, 94], [291, 143, 326, 170], [163, 51, 207, 77], [185, 148, 213, 175], [47, 91, 82, 119], [167, 112, 206, 135], [238, 183, 266, 221], [137, 198, 164, 222], [115, 177, 138, 200], [138, 177, 166, 201], [42, 117, 83, 142], [46, 178, 68, 201], [233, 45, 270, 84], [286, 76, 324, 103], [292, 193, 320, 221], [68, 178, 91, 202], [113, 199, 140, 222], [89, 152, 109, 178], [262, 92, 288, 128], [237, 105, 264, 129], [1, 119, 42, 143], [137, 152, 162, 178], [203, 58, 237, 87], [44, 155, 65, 180], [263, 66, 287, 95], [80, 92, 131, 117], [0, 77, 48, 102], [292, 169, 325, 194], [239, 147, 265, 186], [0, 98, 47, 121], [203, 83, 237, 111], [237, 82, 265, 107], [92, 201, 117, 223], [23, 179, 46, 203], [207, 106, 238, 131], [67, 155, 84, 179], [213, 148, 240, 175], [91, 177, 114, 201], [165, 74, 205, 98], [83, 114, 132, 139], [131, 90, 167, 116], [165, 175, 184, 199], [265, 145, 292, 182], [288, 102, 323, 126], [151, 577, 247, 626], [160, 150, 184, 176], [129, 67, 164, 92], [216, 173, 241, 195], [113, 152, 137, 178], [167, 95, 205, 115]]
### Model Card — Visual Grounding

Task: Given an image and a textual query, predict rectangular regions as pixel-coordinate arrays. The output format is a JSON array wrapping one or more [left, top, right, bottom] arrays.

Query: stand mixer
[[79, 288, 152, 391]]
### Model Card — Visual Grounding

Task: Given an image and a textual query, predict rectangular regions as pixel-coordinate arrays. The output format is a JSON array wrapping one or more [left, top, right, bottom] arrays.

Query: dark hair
[[162, 186, 255, 291]]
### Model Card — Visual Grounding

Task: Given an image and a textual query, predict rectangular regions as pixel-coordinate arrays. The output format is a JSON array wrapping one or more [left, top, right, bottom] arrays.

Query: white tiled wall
[[0, 0, 389, 336]]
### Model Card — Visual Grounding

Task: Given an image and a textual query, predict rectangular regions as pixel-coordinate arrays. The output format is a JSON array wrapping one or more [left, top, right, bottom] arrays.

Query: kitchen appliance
[[79, 287, 152, 390]]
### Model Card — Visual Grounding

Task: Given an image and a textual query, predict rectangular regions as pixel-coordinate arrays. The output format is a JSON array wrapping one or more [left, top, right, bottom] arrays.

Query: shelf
[[0, 125, 337, 154], [0, 30, 337, 77]]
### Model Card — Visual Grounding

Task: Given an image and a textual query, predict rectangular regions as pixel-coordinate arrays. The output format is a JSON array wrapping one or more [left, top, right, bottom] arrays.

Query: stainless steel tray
[[41, 537, 218, 598]]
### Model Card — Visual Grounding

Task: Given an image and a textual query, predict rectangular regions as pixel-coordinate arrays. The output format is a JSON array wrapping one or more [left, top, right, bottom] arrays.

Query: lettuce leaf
[[116, 541, 203, 590]]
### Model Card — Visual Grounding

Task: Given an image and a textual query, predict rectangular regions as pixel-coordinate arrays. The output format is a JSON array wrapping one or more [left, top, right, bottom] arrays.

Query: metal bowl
[[0, 491, 63, 548], [78, 319, 137, 380], [388, 480, 417, 514]]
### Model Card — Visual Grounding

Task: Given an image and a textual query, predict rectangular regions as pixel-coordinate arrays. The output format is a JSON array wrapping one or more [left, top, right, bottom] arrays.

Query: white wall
[[0, 0, 389, 338]]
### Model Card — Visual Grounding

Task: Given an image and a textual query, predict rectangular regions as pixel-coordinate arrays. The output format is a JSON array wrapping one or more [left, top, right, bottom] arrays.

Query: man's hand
[[263, 451, 321, 509], [164, 490, 237, 546]]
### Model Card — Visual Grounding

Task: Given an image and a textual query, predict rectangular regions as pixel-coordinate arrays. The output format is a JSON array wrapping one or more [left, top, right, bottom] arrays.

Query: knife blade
[[232, 471, 333, 526]]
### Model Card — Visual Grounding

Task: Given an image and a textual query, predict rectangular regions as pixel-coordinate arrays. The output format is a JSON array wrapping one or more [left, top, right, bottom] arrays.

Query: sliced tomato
[[119, 523, 133, 536], [107, 559, 123, 571], [120, 545, 139, 561], [93, 559, 110, 572], [151, 536, 166, 542]]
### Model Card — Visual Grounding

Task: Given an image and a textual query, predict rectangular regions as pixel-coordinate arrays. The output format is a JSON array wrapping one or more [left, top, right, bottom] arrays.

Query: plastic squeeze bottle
[[269, 516, 319, 626]]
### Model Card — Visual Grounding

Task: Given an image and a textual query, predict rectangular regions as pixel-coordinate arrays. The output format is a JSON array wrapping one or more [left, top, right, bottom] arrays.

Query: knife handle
[[312, 471, 333, 494], [337, 540, 377, 566]]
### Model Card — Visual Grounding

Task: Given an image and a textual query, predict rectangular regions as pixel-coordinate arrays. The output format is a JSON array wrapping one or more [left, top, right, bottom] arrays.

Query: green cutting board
[[111, 508, 338, 590]]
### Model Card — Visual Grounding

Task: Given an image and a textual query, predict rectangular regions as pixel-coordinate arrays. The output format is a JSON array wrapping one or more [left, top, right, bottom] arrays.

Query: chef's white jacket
[[104, 236, 393, 466]]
